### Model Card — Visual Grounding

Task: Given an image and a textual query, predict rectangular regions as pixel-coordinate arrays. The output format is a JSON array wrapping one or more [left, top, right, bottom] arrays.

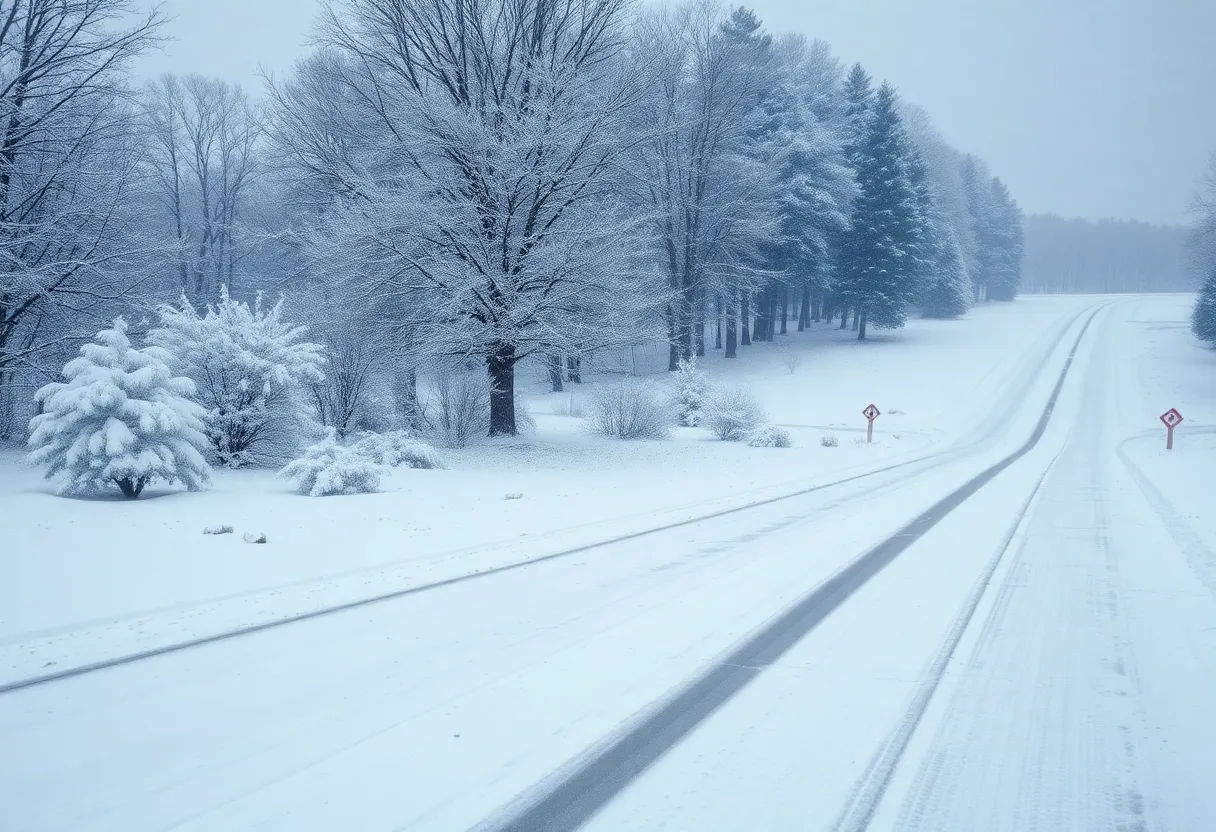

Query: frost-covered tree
[[141, 74, 263, 306], [27, 318, 210, 498], [629, 3, 778, 365], [1193, 266, 1216, 344], [271, 0, 658, 437], [838, 82, 925, 339], [986, 177, 1024, 301], [920, 223, 972, 319], [0, 1, 164, 439], [752, 37, 856, 339], [960, 157, 1023, 302], [149, 287, 325, 467]]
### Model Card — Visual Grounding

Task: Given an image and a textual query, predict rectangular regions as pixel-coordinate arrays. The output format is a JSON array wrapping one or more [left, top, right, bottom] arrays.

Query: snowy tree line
[[1023, 215, 1192, 294], [2, 0, 1026, 456]]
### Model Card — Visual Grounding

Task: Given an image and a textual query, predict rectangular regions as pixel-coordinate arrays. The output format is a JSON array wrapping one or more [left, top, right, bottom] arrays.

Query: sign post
[[862, 404, 881, 444], [1160, 407, 1183, 450]]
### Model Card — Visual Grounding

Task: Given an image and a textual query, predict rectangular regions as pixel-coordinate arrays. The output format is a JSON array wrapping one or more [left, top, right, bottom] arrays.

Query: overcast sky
[[137, 0, 1215, 226]]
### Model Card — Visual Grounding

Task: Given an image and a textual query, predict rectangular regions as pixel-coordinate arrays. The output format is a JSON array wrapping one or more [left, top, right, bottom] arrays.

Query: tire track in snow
[[829, 446, 1064, 832], [0, 306, 1101, 696], [476, 305, 1107, 832], [871, 302, 1157, 832]]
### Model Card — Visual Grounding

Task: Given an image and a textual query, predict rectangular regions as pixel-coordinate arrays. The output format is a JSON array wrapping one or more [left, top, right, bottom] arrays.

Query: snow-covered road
[[4, 296, 1215, 831]]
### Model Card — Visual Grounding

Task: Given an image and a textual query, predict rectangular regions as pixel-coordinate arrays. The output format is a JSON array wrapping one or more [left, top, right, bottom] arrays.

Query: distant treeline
[[1023, 214, 1192, 294]]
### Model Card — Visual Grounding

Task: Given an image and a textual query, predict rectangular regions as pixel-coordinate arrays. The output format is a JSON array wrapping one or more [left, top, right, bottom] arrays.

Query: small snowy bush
[[820, 434, 840, 448], [588, 380, 673, 440], [747, 425, 793, 448], [672, 356, 709, 427], [428, 370, 489, 447], [704, 385, 766, 441], [278, 431, 385, 497], [27, 318, 212, 499], [149, 287, 325, 468], [352, 430, 444, 469]]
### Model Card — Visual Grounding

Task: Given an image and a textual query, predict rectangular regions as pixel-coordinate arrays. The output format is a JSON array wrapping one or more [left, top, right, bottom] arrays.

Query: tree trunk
[[714, 294, 723, 350], [694, 298, 706, 357], [666, 304, 680, 371], [798, 284, 810, 331], [115, 476, 147, 499], [741, 289, 752, 346], [547, 354, 564, 392], [725, 290, 738, 359], [852, 309, 860, 332], [566, 355, 581, 383], [840, 306, 850, 330], [858, 311, 868, 341], [780, 287, 789, 335], [487, 342, 518, 436], [753, 287, 769, 343]]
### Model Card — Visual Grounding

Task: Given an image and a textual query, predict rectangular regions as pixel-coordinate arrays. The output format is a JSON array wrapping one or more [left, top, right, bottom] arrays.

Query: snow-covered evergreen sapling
[[673, 357, 709, 427], [149, 287, 325, 468], [27, 318, 211, 499]]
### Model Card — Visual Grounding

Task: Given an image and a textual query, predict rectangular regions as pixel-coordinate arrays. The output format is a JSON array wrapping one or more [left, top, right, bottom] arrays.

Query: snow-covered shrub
[[352, 430, 444, 469], [428, 370, 489, 447], [278, 430, 385, 496], [781, 350, 801, 375], [672, 356, 709, 427], [748, 425, 793, 448], [820, 434, 839, 448], [588, 380, 673, 440], [149, 287, 325, 468], [704, 385, 766, 441], [27, 318, 212, 499]]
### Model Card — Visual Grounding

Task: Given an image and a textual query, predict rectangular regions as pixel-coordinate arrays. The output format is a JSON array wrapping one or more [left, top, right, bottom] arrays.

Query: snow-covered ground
[[1, 296, 1088, 681], [4, 294, 1215, 831]]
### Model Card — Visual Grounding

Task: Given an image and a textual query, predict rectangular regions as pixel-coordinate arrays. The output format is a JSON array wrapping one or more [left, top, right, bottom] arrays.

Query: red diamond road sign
[[863, 404, 881, 421], [1160, 408, 1183, 428]]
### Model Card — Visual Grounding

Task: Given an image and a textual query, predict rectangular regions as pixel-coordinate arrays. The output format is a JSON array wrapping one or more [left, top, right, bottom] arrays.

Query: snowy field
[[4, 294, 1216, 831]]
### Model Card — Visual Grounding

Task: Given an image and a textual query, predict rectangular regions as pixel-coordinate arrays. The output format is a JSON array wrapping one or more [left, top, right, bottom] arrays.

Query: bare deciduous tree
[[142, 73, 262, 306], [0, 0, 163, 437], [629, 2, 778, 368], [271, 0, 660, 437]]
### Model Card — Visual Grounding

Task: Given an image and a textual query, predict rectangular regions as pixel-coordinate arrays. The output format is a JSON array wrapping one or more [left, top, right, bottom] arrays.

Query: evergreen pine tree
[[752, 51, 854, 340], [1193, 266, 1216, 344], [920, 223, 973, 318], [834, 63, 874, 323], [987, 177, 1025, 301], [27, 318, 212, 499], [839, 82, 924, 339], [961, 154, 996, 301]]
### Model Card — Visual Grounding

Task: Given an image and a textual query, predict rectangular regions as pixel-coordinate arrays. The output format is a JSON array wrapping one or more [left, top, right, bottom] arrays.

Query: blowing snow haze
[[140, 0, 1216, 225], [8, 0, 1216, 829]]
